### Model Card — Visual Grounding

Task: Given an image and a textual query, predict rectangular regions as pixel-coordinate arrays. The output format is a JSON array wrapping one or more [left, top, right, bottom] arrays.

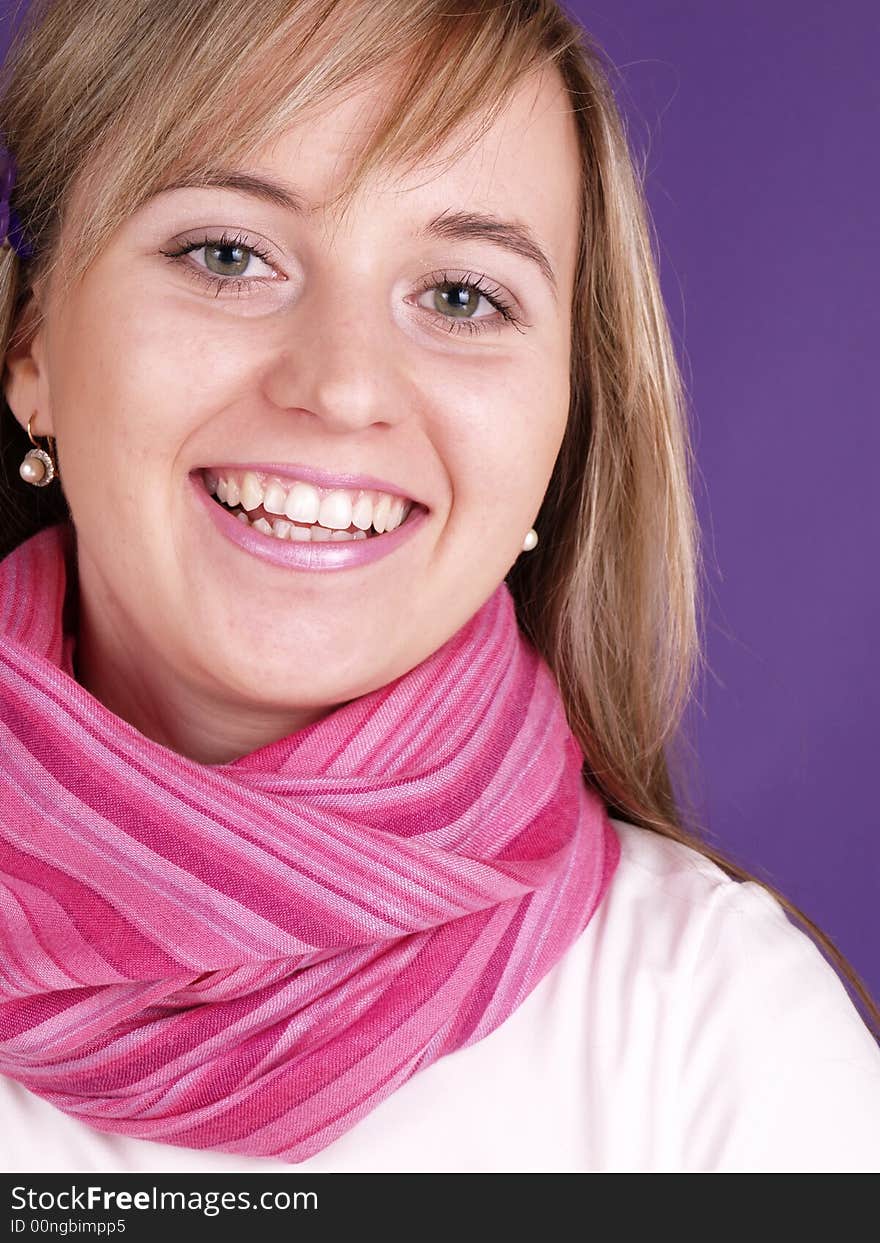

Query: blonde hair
[[1, 0, 877, 1038]]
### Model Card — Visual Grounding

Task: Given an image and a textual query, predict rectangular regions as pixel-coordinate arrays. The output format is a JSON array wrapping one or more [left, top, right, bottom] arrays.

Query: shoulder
[[596, 818, 880, 1172], [595, 816, 777, 978], [605, 817, 876, 1001]]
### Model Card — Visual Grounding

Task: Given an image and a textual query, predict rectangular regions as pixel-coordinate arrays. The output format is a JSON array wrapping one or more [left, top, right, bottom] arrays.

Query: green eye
[[432, 282, 482, 318], [202, 242, 251, 277], [160, 230, 277, 292]]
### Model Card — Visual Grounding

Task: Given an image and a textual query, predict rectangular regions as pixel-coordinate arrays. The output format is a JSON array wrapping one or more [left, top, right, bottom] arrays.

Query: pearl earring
[[522, 528, 538, 552], [19, 415, 58, 487]]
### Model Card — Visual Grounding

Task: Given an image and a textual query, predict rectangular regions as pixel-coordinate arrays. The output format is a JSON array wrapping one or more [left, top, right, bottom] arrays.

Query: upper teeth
[[204, 469, 414, 534]]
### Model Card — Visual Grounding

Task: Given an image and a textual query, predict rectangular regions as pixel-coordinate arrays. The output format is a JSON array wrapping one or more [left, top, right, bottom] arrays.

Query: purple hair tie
[[0, 140, 34, 261]]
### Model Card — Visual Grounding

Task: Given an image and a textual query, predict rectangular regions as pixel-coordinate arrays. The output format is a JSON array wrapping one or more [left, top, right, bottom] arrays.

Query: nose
[[263, 275, 411, 436]]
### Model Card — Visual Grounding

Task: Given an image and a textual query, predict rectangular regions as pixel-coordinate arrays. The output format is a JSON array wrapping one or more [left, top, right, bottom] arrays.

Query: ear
[[3, 290, 55, 439]]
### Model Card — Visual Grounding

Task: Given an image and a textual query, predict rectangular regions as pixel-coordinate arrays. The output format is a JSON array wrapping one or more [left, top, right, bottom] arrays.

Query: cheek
[[48, 286, 262, 472], [433, 358, 568, 525]]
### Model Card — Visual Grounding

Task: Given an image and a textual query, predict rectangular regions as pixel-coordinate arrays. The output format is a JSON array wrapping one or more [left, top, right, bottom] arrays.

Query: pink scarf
[[0, 521, 620, 1164]]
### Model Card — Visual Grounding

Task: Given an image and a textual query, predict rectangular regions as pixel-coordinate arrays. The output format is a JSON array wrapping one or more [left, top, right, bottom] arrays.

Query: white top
[[3, 819, 879, 1173]]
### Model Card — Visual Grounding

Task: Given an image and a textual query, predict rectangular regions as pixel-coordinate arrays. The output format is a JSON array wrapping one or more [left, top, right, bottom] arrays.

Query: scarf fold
[[0, 521, 620, 1164]]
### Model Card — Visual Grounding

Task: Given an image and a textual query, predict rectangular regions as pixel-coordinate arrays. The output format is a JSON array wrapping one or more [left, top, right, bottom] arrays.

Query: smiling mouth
[[199, 470, 419, 543]]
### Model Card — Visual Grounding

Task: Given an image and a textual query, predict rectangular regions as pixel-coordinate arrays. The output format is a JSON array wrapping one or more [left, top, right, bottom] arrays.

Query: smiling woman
[[5, 65, 579, 758], [0, 0, 878, 1177]]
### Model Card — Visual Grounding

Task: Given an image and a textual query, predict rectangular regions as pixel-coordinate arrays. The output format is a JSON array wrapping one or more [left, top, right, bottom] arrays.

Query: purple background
[[2, 2, 878, 1003], [576, 0, 879, 1003]]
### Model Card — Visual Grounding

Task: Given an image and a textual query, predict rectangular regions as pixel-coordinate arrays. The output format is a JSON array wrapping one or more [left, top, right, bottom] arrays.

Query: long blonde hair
[[1, 0, 877, 1037]]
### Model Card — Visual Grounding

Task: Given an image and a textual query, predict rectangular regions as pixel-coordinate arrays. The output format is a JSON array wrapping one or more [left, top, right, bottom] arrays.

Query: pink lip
[[198, 462, 425, 506], [190, 472, 429, 572]]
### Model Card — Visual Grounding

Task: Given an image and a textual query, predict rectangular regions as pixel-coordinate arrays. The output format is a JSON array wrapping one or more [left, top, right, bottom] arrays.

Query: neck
[[73, 582, 331, 767]]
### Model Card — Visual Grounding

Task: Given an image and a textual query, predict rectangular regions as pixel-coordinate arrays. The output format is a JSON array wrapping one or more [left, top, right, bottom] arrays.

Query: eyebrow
[[159, 170, 559, 299], [416, 208, 558, 300]]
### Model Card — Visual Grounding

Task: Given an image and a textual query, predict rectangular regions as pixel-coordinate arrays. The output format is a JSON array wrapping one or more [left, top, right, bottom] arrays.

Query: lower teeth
[[242, 513, 368, 542]]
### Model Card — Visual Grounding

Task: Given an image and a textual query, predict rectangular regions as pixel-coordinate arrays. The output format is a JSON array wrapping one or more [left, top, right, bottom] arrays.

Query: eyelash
[[158, 231, 526, 336]]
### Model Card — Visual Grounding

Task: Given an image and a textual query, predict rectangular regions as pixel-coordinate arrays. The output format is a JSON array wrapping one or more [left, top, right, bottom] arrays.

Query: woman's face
[[5, 66, 581, 763]]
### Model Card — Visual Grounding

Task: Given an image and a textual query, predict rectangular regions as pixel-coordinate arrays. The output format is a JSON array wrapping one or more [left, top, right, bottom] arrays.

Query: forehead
[[247, 65, 581, 274]]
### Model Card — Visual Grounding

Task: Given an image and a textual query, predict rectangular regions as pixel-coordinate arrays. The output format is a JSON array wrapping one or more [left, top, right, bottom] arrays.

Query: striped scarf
[[0, 521, 620, 1164]]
